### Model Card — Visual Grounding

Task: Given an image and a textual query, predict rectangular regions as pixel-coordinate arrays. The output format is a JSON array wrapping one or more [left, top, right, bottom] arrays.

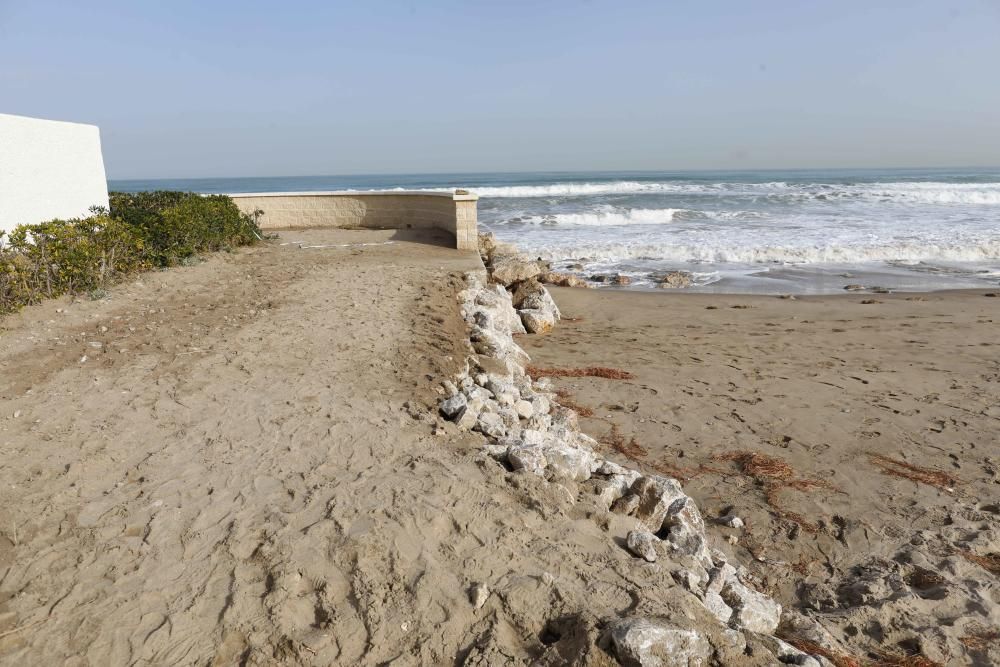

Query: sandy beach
[[521, 286, 1000, 663], [2, 229, 998, 665], [0, 229, 761, 665]]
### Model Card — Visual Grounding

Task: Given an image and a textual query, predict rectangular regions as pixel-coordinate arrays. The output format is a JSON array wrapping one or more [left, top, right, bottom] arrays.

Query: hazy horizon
[[4, 1, 999, 179]]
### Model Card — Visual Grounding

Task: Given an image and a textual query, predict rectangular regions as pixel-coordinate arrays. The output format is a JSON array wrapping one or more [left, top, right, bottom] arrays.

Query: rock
[[540, 271, 588, 288], [702, 591, 733, 624], [482, 444, 509, 461], [721, 578, 782, 634], [441, 380, 458, 396], [545, 446, 595, 481], [759, 636, 823, 667], [490, 255, 547, 286], [626, 530, 658, 562], [474, 372, 489, 386], [469, 582, 490, 609], [663, 497, 709, 560], [531, 395, 551, 416], [520, 308, 556, 334], [514, 400, 534, 419], [612, 493, 641, 516], [609, 617, 711, 667], [477, 232, 498, 260], [843, 284, 865, 291], [658, 271, 693, 289], [510, 278, 544, 309], [474, 286, 526, 335], [455, 397, 485, 430], [596, 460, 629, 476], [630, 475, 687, 532], [439, 393, 467, 420], [508, 446, 547, 475], [520, 288, 561, 319], [496, 407, 520, 429], [475, 411, 507, 438], [612, 274, 631, 286], [719, 513, 744, 529]]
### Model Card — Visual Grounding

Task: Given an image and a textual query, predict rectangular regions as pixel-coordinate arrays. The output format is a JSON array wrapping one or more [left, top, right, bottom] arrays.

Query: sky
[[2, 0, 999, 179]]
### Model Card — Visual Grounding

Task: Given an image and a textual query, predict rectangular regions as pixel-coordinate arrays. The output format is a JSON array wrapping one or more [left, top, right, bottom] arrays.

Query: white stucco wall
[[0, 113, 109, 235]]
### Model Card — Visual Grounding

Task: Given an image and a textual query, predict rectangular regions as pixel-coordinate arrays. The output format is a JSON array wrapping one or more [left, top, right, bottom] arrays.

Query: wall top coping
[[226, 190, 479, 202]]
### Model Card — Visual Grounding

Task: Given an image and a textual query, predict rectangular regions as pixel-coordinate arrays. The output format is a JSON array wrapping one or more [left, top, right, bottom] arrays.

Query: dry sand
[[0, 229, 755, 666], [521, 286, 1000, 664]]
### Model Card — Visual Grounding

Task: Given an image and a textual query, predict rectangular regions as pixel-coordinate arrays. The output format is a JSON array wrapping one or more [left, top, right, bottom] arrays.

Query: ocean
[[110, 168, 1000, 294]]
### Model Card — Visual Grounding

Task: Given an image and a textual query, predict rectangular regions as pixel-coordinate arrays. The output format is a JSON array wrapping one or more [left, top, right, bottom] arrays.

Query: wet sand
[[520, 286, 1000, 663]]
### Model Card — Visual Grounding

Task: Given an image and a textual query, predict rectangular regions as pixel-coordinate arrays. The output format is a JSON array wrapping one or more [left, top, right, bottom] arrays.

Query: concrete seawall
[[229, 190, 479, 250]]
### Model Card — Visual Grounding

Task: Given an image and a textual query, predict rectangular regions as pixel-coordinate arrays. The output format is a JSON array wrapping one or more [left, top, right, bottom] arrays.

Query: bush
[[1, 192, 261, 315], [110, 191, 261, 266]]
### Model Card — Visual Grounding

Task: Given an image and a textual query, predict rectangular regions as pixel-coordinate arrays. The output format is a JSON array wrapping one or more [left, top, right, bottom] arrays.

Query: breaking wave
[[438, 180, 1000, 204], [525, 239, 1000, 266]]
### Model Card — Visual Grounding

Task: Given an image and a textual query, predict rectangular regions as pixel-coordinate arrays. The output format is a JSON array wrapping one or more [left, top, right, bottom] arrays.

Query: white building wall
[[0, 113, 109, 235]]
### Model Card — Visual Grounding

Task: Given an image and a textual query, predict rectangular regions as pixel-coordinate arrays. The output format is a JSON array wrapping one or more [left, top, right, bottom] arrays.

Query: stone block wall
[[229, 191, 479, 250]]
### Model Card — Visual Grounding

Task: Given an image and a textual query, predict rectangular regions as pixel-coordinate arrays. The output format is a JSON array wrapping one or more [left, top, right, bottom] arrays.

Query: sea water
[[111, 168, 1000, 294]]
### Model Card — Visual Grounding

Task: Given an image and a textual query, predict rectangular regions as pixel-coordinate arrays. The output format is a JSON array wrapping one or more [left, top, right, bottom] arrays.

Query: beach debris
[[843, 284, 865, 291], [657, 271, 693, 289], [626, 530, 658, 562], [609, 617, 711, 667]]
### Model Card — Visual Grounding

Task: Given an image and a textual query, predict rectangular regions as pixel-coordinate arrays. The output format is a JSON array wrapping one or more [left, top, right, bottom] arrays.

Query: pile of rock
[[435, 248, 843, 665], [477, 233, 562, 334]]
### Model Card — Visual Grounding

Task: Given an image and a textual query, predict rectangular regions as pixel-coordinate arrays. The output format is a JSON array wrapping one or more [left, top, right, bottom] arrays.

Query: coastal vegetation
[[0, 192, 260, 315]]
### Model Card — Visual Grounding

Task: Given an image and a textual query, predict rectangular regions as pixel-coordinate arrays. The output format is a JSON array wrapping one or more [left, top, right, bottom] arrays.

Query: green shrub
[[0, 216, 147, 314], [109, 191, 260, 266], [1, 191, 261, 315]]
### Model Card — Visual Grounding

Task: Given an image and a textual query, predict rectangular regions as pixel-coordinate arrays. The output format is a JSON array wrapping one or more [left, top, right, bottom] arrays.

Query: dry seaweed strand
[[526, 365, 635, 380], [956, 550, 1000, 576], [867, 453, 959, 491], [713, 450, 844, 533], [959, 625, 1000, 651], [779, 638, 861, 667], [553, 388, 595, 418], [871, 652, 943, 667]]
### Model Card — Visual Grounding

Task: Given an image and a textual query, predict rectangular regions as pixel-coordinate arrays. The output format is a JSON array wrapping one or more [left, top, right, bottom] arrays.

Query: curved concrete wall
[[0, 113, 109, 234], [229, 191, 479, 250]]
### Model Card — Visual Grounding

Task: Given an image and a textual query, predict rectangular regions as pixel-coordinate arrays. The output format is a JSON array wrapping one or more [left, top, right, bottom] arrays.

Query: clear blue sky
[[2, 0, 999, 178]]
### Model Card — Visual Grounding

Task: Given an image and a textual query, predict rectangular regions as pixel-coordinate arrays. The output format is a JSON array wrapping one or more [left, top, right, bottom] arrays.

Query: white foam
[[425, 180, 1000, 204], [505, 208, 687, 226], [522, 239, 1000, 266]]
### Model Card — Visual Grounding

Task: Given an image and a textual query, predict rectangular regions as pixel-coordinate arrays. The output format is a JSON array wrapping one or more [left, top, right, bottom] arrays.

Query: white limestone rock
[[513, 399, 534, 420], [721, 577, 782, 634], [626, 530, 659, 562], [475, 411, 507, 439], [489, 255, 547, 286], [469, 582, 490, 610], [545, 445, 595, 482], [520, 308, 557, 334], [508, 446, 547, 476], [629, 475, 687, 532], [610, 617, 711, 667]]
